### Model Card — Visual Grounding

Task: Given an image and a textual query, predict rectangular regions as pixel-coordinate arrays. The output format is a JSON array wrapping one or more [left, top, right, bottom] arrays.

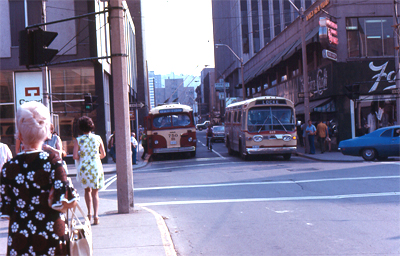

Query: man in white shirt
[[131, 132, 138, 165]]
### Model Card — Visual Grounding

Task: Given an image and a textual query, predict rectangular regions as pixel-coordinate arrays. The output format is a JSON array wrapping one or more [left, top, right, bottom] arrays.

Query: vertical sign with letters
[[15, 72, 43, 109]]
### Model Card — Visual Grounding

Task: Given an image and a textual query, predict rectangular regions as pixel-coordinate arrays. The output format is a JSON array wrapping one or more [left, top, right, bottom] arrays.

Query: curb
[[67, 158, 149, 178], [294, 152, 364, 162]]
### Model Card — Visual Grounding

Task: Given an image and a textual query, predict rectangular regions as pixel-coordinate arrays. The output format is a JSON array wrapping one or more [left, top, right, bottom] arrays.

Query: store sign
[[306, 0, 330, 21], [15, 72, 43, 109], [322, 49, 337, 61], [319, 17, 338, 51], [369, 61, 397, 93], [309, 67, 329, 97]]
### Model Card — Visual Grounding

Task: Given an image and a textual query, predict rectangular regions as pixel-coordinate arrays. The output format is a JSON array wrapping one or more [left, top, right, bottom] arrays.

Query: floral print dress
[[0, 151, 79, 256], [76, 133, 104, 189]]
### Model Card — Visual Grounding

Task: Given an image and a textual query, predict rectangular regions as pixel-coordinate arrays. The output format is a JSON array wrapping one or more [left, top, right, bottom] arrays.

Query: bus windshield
[[153, 114, 191, 128], [247, 107, 295, 133]]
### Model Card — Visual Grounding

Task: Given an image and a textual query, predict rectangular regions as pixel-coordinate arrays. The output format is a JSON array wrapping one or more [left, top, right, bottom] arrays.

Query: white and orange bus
[[225, 96, 297, 160], [144, 103, 197, 157]]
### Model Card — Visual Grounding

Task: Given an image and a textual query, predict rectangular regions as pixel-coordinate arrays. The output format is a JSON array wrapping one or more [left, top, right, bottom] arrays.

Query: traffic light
[[33, 28, 58, 65], [19, 30, 34, 66], [19, 28, 58, 66], [84, 94, 99, 112]]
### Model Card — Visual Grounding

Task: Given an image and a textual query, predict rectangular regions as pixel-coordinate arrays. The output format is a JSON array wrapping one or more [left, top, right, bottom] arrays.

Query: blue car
[[338, 125, 400, 161]]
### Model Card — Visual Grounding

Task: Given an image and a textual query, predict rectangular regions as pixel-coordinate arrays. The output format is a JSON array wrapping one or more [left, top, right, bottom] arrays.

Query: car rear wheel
[[362, 148, 376, 161], [198, 127, 202, 131]]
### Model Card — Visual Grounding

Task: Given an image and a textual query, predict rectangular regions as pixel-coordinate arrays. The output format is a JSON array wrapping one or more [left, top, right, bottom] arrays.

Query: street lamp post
[[215, 44, 246, 100]]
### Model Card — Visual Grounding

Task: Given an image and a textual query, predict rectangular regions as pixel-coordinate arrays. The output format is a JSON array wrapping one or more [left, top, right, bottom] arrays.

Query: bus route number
[[169, 133, 178, 140]]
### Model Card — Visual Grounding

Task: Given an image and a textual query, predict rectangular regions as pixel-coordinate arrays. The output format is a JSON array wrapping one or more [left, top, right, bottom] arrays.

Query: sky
[[141, 0, 215, 76]]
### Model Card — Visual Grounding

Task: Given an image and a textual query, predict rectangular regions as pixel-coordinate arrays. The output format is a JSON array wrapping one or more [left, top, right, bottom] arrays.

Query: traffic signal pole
[[110, 0, 134, 213]]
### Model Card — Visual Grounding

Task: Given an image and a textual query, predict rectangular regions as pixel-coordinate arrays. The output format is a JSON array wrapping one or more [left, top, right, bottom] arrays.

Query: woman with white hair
[[0, 101, 79, 256]]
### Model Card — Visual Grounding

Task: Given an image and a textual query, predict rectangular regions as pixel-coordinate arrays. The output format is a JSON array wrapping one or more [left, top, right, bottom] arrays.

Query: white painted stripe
[[99, 175, 400, 193], [141, 206, 177, 256], [212, 148, 226, 159], [132, 175, 400, 191], [137, 192, 400, 207], [100, 175, 117, 191], [199, 139, 225, 159]]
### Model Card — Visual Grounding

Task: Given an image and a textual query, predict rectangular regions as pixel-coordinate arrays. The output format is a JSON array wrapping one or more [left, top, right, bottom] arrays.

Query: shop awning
[[245, 27, 320, 84], [295, 98, 332, 115]]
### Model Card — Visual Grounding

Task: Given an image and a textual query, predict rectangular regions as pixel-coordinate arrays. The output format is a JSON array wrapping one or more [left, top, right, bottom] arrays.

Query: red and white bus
[[225, 96, 297, 160], [144, 103, 197, 157]]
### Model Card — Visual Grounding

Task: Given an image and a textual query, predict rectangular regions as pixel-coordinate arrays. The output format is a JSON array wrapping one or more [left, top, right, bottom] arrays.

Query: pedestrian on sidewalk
[[326, 120, 333, 152], [1, 101, 79, 256], [306, 120, 316, 154], [316, 120, 328, 153], [0, 136, 12, 171], [141, 132, 148, 159], [108, 131, 116, 162], [73, 116, 106, 225], [131, 132, 138, 165]]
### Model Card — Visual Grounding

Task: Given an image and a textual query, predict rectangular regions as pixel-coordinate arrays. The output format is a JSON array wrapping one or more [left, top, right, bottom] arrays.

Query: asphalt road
[[96, 130, 400, 255]]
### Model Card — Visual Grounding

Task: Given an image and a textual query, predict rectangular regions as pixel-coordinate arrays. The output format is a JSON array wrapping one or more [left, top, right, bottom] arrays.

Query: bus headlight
[[283, 136, 291, 141], [188, 137, 193, 142], [154, 140, 159, 145], [253, 135, 263, 142]]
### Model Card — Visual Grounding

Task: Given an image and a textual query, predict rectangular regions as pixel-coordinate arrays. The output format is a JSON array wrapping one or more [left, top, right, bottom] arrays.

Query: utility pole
[[109, 0, 134, 213], [288, 0, 310, 153], [394, 0, 400, 124]]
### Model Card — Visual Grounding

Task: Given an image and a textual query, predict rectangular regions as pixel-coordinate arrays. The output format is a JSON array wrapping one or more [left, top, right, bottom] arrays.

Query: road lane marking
[[137, 192, 400, 206], [100, 175, 117, 191], [100, 175, 400, 192], [199, 139, 226, 159], [141, 206, 177, 256]]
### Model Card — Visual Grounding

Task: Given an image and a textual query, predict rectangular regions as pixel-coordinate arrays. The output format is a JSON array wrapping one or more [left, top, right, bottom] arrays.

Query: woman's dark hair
[[78, 116, 95, 133]]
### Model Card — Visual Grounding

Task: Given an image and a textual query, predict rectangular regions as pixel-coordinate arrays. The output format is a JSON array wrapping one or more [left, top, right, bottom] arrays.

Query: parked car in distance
[[338, 125, 400, 161], [211, 125, 225, 142], [196, 120, 210, 131]]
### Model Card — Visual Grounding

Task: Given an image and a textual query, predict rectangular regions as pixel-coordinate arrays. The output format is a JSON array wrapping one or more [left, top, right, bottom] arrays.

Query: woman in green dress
[[73, 116, 106, 225]]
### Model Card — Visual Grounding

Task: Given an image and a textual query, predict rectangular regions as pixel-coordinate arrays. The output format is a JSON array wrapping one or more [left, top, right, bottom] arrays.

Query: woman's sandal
[[93, 217, 100, 225]]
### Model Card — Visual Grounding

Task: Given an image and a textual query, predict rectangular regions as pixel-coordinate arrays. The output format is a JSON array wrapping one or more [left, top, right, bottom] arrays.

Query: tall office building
[[212, 0, 315, 99], [213, 0, 400, 143]]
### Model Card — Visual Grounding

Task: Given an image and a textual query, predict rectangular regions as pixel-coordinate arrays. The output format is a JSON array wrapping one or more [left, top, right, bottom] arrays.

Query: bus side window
[[234, 111, 237, 123], [238, 111, 242, 124]]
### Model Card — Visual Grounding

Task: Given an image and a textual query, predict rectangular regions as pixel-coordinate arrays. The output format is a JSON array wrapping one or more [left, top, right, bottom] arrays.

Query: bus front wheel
[[283, 154, 291, 160], [239, 142, 248, 161]]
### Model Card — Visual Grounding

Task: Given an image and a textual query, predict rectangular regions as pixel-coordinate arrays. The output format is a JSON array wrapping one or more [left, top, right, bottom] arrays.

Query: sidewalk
[[294, 144, 400, 162], [0, 145, 176, 256]]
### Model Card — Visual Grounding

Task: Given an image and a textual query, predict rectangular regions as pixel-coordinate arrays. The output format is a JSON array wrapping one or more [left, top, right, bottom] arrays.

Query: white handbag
[[69, 204, 93, 256]]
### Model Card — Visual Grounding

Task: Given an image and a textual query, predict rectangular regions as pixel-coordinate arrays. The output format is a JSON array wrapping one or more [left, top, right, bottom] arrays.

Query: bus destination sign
[[159, 108, 183, 113], [255, 99, 286, 105]]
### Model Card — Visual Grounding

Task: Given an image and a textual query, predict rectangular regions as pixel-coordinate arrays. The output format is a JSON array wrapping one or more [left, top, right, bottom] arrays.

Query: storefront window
[[346, 17, 394, 58], [0, 105, 16, 149], [0, 71, 15, 152], [50, 67, 96, 155], [0, 71, 14, 103]]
